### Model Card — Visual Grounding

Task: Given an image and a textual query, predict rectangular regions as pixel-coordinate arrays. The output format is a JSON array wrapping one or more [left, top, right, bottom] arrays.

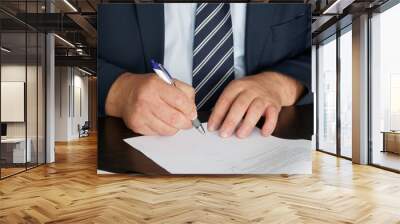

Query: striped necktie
[[192, 3, 235, 111]]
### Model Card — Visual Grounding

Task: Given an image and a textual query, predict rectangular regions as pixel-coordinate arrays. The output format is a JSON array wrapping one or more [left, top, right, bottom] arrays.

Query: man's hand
[[208, 72, 305, 138], [105, 73, 197, 136]]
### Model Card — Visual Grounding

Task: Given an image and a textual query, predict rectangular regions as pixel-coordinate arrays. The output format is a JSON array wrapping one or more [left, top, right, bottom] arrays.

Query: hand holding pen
[[105, 64, 199, 136], [151, 59, 205, 135]]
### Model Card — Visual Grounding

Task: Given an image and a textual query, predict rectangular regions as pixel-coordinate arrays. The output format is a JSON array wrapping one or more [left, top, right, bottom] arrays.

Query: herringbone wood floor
[[1, 135, 400, 224]]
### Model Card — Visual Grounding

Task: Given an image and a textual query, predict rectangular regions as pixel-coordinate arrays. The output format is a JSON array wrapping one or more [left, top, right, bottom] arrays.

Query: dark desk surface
[[98, 104, 313, 175]]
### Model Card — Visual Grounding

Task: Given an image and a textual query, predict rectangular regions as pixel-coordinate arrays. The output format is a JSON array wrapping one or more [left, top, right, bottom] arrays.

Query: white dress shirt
[[164, 3, 247, 85]]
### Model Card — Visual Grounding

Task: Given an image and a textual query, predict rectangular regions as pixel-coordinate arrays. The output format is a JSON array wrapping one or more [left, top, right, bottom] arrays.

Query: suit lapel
[[245, 4, 277, 75], [136, 4, 164, 72]]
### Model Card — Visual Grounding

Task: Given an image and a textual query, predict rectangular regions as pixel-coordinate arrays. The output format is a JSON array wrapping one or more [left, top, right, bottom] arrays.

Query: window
[[317, 36, 337, 154], [339, 28, 352, 158], [370, 2, 400, 171]]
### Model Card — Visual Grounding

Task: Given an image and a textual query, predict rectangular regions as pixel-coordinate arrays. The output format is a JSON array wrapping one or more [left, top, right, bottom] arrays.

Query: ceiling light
[[1, 47, 11, 53], [63, 0, 78, 12], [322, 0, 354, 15], [323, 0, 342, 14], [54, 34, 75, 48], [78, 67, 92, 76]]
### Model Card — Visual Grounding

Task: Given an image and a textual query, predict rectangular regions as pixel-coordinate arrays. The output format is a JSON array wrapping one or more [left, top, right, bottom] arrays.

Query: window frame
[[315, 23, 353, 160]]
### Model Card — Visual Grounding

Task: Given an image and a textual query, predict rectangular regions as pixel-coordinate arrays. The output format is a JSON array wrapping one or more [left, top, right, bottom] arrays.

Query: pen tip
[[200, 125, 206, 135]]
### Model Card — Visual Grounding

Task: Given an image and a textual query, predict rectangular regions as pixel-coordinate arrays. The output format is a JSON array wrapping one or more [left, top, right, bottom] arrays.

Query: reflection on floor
[[341, 148, 353, 158], [0, 167, 25, 178], [0, 163, 42, 178], [373, 150, 400, 171], [1, 135, 400, 223]]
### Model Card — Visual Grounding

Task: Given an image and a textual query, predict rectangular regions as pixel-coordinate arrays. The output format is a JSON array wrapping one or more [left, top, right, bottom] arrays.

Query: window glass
[[318, 37, 337, 154], [1, 27, 28, 178], [370, 3, 400, 171], [339, 29, 352, 158]]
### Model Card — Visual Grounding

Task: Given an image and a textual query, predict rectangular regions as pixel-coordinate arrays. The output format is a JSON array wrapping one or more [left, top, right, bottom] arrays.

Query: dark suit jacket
[[98, 4, 312, 117]]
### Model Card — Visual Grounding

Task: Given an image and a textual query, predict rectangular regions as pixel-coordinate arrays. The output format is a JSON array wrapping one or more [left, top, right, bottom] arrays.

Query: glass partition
[[0, 1, 46, 179], [1, 30, 28, 177]]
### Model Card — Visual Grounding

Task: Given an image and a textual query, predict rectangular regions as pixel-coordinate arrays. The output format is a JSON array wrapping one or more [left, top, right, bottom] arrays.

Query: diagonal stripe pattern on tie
[[192, 3, 235, 111]]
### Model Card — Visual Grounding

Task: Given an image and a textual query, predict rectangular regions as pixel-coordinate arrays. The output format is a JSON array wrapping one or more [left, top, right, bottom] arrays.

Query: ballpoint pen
[[150, 59, 206, 135]]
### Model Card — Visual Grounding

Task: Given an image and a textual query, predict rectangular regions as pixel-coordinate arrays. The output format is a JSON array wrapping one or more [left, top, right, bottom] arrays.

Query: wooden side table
[[381, 131, 400, 154]]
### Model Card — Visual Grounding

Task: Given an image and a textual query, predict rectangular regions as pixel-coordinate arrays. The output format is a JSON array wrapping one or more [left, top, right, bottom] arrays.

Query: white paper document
[[124, 123, 311, 174]]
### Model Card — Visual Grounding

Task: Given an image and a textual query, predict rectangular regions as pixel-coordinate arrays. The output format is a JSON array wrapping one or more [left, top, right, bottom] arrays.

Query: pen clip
[[150, 59, 160, 70]]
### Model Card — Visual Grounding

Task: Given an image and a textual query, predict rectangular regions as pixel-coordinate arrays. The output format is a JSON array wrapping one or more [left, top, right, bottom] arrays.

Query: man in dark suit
[[98, 3, 311, 138]]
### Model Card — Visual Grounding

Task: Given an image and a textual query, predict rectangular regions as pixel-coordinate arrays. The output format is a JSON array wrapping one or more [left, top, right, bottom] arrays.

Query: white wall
[[72, 73, 89, 138], [55, 66, 70, 141], [54, 67, 89, 141]]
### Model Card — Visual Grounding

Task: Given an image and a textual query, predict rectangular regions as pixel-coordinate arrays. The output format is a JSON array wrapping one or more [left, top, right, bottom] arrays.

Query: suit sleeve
[[97, 58, 127, 117], [267, 48, 312, 105], [98, 4, 146, 117], [263, 5, 313, 106]]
